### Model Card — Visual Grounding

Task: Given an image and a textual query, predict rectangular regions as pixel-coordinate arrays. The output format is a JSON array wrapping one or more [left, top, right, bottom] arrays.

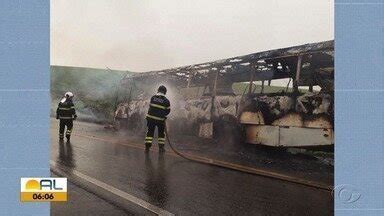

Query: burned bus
[[114, 41, 334, 148]]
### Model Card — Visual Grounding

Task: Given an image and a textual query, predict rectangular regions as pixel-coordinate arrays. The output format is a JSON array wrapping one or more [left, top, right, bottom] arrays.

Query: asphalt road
[[50, 119, 333, 215], [51, 173, 130, 216]]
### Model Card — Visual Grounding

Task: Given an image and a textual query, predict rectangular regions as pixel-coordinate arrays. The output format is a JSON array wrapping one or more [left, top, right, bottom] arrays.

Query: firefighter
[[56, 92, 77, 141], [145, 85, 171, 153]]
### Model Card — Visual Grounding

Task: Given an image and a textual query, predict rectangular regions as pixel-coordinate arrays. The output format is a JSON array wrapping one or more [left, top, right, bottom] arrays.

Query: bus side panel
[[245, 125, 334, 147], [279, 127, 334, 147], [246, 125, 279, 146]]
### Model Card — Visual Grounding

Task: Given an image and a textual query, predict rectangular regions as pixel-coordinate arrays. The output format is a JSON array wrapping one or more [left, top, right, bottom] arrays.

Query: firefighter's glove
[[73, 115, 77, 120]]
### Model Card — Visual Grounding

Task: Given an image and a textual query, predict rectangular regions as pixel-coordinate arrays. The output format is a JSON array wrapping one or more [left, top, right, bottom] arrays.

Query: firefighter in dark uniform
[[56, 92, 77, 141], [145, 85, 170, 152]]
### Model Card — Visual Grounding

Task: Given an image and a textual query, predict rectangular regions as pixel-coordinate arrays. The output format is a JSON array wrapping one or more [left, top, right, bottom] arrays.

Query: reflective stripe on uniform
[[158, 137, 165, 144], [59, 117, 73, 119], [145, 136, 153, 144], [146, 114, 165, 121], [150, 103, 170, 110], [58, 107, 75, 110]]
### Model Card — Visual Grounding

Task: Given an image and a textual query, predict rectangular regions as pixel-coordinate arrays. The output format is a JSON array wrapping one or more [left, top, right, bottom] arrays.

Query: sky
[[51, 0, 334, 72]]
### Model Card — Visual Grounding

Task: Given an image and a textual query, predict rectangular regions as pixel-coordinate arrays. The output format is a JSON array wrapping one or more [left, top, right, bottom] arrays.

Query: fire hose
[[164, 122, 332, 192]]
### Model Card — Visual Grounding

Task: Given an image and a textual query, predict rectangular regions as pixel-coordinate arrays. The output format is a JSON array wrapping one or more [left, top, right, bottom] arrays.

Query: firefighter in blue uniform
[[56, 92, 77, 141], [145, 85, 171, 152]]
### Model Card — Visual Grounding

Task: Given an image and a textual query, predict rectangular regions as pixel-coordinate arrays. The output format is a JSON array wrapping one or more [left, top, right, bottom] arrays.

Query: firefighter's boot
[[145, 143, 151, 153], [66, 129, 72, 142], [145, 136, 153, 153], [159, 145, 165, 153]]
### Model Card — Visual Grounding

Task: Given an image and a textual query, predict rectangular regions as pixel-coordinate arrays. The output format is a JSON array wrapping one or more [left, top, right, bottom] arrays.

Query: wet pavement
[[51, 174, 130, 216], [50, 119, 333, 215]]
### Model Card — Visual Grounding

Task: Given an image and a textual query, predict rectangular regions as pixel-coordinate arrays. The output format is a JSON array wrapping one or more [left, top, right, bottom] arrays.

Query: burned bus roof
[[121, 40, 334, 87]]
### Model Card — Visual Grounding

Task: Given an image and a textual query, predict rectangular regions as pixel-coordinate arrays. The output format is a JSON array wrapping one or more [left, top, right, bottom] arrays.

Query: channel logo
[[20, 178, 67, 202]]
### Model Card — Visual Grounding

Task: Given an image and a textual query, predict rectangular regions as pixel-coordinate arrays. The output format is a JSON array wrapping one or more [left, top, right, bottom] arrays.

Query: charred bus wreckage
[[114, 41, 334, 147]]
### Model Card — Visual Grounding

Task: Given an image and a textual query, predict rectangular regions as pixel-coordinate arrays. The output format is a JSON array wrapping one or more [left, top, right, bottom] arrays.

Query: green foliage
[[51, 66, 131, 121]]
